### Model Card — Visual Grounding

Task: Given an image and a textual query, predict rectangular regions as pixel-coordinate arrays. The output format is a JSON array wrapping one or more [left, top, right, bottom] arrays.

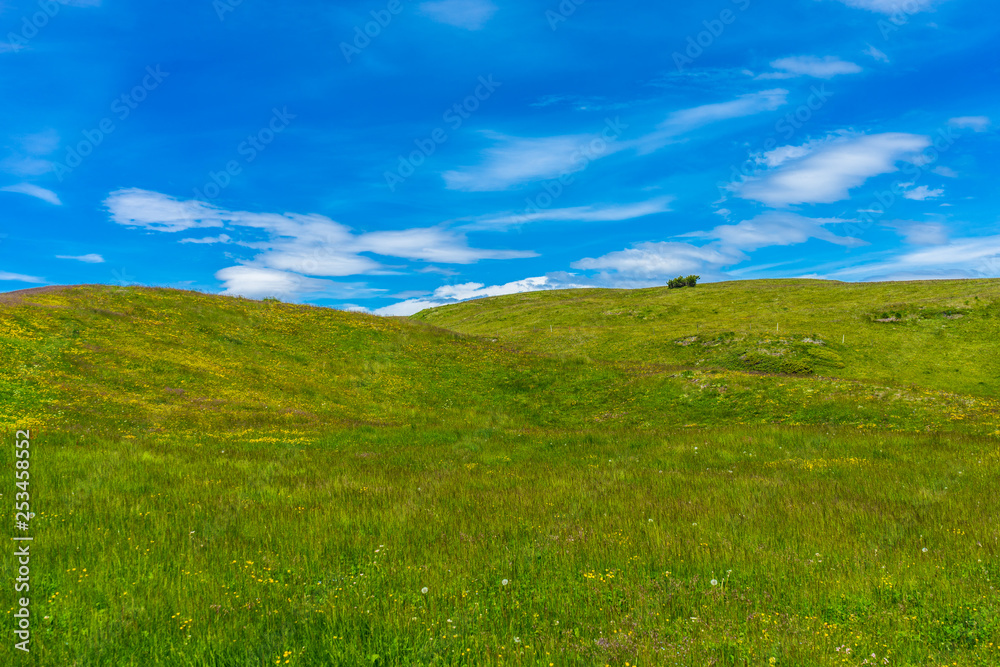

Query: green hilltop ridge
[[0, 281, 998, 665], [2, 280, 999, 436], [413, 278, 1000, 399]]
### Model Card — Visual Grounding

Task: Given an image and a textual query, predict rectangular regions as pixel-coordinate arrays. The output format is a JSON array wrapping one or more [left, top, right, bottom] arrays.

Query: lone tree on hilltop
[[667, 275, 700, 289]]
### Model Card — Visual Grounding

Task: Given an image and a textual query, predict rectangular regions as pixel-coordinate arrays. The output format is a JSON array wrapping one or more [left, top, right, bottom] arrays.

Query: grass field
[[1, 281, 998, 666]]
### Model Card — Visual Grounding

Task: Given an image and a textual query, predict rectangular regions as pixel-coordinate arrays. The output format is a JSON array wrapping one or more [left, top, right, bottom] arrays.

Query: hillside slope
[[1, 283, 999, 665], [412, 278, 1000, 398], [2, 283, 997, 437]]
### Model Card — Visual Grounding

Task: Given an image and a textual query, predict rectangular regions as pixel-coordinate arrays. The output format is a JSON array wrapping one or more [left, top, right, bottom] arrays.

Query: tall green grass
[[0, 283, 998, 665]]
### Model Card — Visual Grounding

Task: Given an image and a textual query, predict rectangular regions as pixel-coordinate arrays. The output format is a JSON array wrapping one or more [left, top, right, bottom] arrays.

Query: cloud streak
[[735, 132, 930, 206], [1, 183, 62, 205]]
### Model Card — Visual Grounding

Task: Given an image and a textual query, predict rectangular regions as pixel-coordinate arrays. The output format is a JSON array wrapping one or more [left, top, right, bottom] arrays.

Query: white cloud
[[638, 89, 787, 152], [354, 227, 535, 263], [827, 235, 1000, 280], [0, 271, 45, 283], [416, 266, 459, 276], [902, 185, 944, 200], [446, 90, 788, 191], [215, 266, 335, 300], [948, 116, 990, 132], [682, 212, 866, 251], [180, 234, 232, 244], [834, 0, 939, 14], [863, 44, 890, 63], [419, 0, 497, 30], [373, 275, 590, 316], [0, 157, 54, 177], [107, 188, 227, 232], [18, 130, 60, 156], [214, 266, 383, 301], [0, 183, 61, 205], [881, 220, 949, 245], [571, 242, 742, 279], [567, 212, 866, 284], [1, 130, 61, 176], [757, 56, 862, 79], [106, 189, 534, 289], [56, 253, 105, 263], [463, 197, 673, 229], [735, 132, 930, 206], [443, 129, 628, 191], [932, 166, 958, 178]]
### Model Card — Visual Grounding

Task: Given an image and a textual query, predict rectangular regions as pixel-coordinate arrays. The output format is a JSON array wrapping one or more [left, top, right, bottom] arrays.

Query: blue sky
[[1, 0, 998, 314]]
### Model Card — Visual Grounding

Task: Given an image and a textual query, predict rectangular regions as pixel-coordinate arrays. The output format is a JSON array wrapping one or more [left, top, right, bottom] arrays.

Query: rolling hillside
[[1, 282, 998, 666], [413, 278, 1000, 398]]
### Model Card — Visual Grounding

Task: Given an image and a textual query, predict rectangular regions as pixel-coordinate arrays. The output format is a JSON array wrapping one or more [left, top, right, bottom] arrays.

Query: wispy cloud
[[834, 0, 940, 14], [948, 116, 990, 132], [734, 132, 930, 207], [756, 56, 862, 80], [215, 266, 384, 301], [826, 235, 1000, 280], [179, 234, 232, 244], [0, 270, 45, 283], [681, 212, 866, 251], [572, 242, 742, 279], [106, 189, 536, 297], [1, 129, 61, 177], [637, 89, 787, 152], [863, 44, 890, 63], [419, 0, 497, 30], [373, 275, 590, 316], [443, 127, 628, 191], [881, 220, 949, 245], [901, 184, 944, 200], [1, 183, 61, 205], [462, 197, 673, 230], [56, 253, 105, 263], [568, 212, 864, 282], [446, 90, 789, 191]]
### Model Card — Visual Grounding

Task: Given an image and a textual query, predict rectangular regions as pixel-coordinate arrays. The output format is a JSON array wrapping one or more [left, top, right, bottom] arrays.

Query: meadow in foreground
[[0, 283, 997, 665]]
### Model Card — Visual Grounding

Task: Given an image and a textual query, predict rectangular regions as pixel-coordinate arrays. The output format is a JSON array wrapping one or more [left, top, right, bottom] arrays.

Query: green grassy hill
[[1, 283, 998, 666], [412, 278, 1000, 397]]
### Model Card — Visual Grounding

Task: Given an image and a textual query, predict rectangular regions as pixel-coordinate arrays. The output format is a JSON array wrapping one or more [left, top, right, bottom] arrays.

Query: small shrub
[[668, 275, 700, 289]]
